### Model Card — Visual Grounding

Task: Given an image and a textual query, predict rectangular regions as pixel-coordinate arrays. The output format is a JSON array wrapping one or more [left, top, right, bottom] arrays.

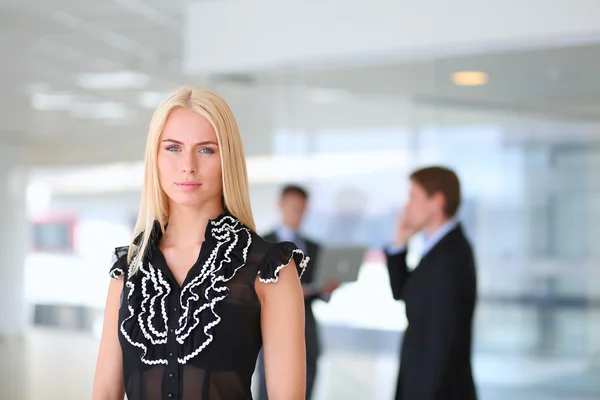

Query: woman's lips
[[176, 182, 202, 191]]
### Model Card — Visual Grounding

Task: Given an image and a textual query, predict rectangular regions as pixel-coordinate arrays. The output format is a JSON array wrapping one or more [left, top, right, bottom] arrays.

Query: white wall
[[25, 192, 138, 309]]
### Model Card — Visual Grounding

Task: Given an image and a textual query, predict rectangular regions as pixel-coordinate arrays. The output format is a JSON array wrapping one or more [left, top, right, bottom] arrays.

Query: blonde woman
[[92, 87, 307, 400]]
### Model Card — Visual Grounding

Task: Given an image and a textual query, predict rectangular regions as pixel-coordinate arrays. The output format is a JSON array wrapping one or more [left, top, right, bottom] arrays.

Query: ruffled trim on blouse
[[258, 241, 309, 283], [120, 260, 171, 365], [109, 214, 255, 365], [176, 216, 252, 364], [109, 245, 129, 280]]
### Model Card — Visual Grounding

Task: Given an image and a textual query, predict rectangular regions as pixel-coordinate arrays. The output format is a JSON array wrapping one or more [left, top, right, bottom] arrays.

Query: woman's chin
[[168, 193, 221, 210]]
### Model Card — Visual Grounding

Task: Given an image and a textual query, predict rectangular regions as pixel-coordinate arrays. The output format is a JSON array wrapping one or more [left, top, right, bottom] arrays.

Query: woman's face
[[157, 108, 223, 210]]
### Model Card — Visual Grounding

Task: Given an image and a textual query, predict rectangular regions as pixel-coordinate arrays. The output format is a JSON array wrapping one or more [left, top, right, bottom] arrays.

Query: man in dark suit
[[386, 166, 478, 400], [257, 184, 338, 400]]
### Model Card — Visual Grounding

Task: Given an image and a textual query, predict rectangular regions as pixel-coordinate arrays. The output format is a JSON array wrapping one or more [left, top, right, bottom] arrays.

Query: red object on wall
[[30, 212, 77, 253]]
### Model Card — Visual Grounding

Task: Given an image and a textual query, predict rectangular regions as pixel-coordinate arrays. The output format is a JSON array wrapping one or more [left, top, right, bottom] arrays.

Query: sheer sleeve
[[258, 241, 309, 283], [109, 245, 129, 280]]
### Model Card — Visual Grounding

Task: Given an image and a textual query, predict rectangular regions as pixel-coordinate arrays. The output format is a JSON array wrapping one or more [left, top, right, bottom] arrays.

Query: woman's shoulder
[[108, 245, 130, 280], [249, 232, 308, 283]]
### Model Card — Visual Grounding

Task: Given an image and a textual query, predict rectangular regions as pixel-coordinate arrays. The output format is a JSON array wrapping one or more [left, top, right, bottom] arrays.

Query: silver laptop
[[314, 246, 366, 287]]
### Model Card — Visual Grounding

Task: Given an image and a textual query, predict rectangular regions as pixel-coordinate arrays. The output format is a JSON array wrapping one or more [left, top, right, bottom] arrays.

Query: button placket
[[164, 292, 180, 399]]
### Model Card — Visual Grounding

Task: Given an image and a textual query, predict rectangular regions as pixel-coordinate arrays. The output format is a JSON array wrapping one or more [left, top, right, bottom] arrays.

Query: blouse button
[[169, 352, 174, 357], [168, 393, 174, 398], [170, 328, 174, 333], [169, 372, 174, 378], [173, 306, 177, 312]]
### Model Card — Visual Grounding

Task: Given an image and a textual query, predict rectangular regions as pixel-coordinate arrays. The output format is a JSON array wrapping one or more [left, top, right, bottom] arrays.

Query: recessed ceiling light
[[76, 70, 149, 90], [70, 101, 129, 120], [308, 88, 354, 104], [30, 92, 75, 111], [138, 91, 168, 109], [451, 71, 488, 86]]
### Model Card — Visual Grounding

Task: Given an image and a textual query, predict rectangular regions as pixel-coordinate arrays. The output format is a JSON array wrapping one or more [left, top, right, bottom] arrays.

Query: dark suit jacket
[[386, 224, 478, 400], [264, 231, 322, 366]]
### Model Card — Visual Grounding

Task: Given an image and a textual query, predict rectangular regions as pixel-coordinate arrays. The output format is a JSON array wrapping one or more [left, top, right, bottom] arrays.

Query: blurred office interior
[[1, 0, 600, 399]]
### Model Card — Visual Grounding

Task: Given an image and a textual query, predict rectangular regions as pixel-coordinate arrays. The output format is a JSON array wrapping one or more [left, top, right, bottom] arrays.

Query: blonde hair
[[127, 87, 256, 271]]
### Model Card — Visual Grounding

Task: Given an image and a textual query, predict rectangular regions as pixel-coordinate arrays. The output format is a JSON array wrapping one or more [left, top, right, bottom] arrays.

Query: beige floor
[[1, 328, 598, 400], [0, 329, 97, 400]]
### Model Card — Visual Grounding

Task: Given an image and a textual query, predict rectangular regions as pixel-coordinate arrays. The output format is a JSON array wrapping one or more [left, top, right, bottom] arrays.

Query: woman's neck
[[163, 201, 224, 246]]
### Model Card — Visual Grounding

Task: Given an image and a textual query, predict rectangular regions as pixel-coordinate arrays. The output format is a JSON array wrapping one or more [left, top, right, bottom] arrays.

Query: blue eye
[[199, 147, 215, 154], [166, 145, 180, 152]]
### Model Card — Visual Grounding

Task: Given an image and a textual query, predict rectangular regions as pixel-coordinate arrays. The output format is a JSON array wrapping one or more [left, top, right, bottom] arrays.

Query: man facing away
[[386, 166, 478, 400], [257, 184, 339, 400]]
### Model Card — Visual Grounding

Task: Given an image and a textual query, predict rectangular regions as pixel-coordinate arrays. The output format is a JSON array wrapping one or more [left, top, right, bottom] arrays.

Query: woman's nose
[[182, 152, 197, 174]]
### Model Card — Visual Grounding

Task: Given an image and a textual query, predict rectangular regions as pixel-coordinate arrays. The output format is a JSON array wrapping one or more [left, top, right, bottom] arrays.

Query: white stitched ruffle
[[109, 268, 124, 280], [109, 246, 129, 280], [115, 214, 254, 365], [258, 244, 309, 283], [119, 261, 170, 365], [176, 216, 253, 364]]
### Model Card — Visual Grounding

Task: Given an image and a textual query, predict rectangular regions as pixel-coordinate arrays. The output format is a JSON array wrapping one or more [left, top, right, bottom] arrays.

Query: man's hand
[[394, 208, 420, 247], [321, 281, 340, 296]]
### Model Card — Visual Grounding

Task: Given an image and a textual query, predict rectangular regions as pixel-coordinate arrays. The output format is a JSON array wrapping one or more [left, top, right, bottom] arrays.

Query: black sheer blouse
[[109, 213, 307, 400]]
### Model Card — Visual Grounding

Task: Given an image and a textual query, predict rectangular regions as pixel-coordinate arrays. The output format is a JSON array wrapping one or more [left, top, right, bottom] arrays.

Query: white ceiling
[[1, 0, 191, 140], [2, 0, 600, 166]]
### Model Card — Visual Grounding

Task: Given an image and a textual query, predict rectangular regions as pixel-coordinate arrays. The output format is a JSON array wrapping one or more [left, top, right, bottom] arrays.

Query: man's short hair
[[410, 166, 461, 218], [280, 184, 309, 200]]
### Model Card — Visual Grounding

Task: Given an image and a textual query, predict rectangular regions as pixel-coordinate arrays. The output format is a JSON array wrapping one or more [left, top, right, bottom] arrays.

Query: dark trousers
[[257, 349, 317, 400]]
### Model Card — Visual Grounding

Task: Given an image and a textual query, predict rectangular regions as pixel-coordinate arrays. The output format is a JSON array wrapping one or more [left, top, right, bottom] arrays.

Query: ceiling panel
[[2, 0, 600, 154]]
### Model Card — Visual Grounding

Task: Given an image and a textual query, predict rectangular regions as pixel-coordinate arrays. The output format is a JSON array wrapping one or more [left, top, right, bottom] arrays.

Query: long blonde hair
[[127, 87, 256, 271]]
